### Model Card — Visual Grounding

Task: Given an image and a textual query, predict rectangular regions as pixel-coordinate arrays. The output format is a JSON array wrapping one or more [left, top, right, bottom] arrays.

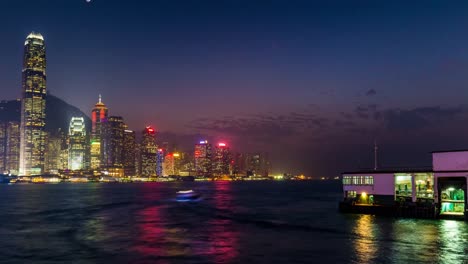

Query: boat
[[176, 190, 200, 202]]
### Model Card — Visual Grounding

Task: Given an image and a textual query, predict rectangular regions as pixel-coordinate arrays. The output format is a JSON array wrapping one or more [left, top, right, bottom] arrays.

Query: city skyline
[[3, 1, 468, 176]]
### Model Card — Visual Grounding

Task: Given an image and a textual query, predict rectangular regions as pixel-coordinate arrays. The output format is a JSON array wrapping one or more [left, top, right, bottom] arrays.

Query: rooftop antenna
[[374, 139, 378, 171]]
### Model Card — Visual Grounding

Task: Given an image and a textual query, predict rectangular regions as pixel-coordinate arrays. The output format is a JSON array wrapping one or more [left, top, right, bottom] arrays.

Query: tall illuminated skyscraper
[[123, 128, 136, 176], [46, 128, 67, 174], [157, 148, 164, 177], [194, 140, 212, 177], [213, 142, 231, 176], [0, 121, 21, 175], [5, 122, 21, 175], [68, 117, 87, 170], [0, 123, 6, 173], [90, 95, 108, 169], [102, 116, 124, 168], [19, 32, 47, 176], [140, 126, 157, 177]]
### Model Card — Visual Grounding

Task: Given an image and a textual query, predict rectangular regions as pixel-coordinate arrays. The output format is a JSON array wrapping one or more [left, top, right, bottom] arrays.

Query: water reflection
[[132, 183, 190, 260], [438, 220, 468, 263], [390, 219, 438, 263], [203, 181, 239, 263], [352, 215, 378, 263]]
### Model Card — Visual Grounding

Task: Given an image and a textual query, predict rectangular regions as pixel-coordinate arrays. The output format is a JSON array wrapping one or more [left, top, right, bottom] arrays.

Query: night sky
[[3, 0, 468, 176]]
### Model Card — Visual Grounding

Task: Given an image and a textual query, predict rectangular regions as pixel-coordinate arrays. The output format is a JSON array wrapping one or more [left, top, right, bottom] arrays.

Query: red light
[[92, 112, 96, 127], [158, 149, 163, 152], [218, 143, 226, 147], [146, 126, 155, 133]]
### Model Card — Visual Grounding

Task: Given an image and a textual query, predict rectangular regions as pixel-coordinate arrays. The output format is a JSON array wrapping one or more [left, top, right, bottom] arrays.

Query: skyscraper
[[90, 95, 108, 170], [123, 128, 136, 176], [19, 32, 47, 176], [0, 123, 6, 173], [194, 140, 212, 177], [68, 117, 87, 170], [46, 128, 67, 174], [157, 148, 164, 177], [5, 122, 20, 175], [102, 116, 124, 169], [140, 126, 157, 177], [163, 152, 182, 176], [213, 142, 231, 176]]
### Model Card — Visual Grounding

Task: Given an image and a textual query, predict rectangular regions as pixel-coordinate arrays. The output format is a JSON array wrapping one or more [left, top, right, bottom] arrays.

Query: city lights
[[0, 32, 276, 182]]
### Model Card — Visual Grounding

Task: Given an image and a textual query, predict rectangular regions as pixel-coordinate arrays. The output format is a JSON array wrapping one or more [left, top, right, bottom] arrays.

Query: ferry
[[176, 190, 200, 202], [339, 149, 468, 220]]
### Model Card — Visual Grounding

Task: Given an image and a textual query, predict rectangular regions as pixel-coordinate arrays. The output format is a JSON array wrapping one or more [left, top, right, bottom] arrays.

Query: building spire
[[99, 94, 102, 104], [374, 139, 378, 171]]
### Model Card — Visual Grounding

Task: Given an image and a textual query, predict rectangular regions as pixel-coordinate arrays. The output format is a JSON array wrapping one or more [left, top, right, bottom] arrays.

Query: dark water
[[0, 181, 467, 264]]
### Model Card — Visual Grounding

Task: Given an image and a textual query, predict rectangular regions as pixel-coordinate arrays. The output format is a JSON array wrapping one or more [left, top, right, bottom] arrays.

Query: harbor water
[[0, 181, 467, 263]]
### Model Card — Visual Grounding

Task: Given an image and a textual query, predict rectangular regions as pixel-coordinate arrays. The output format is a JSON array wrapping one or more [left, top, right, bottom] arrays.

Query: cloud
[[382, 106, 466, 130], [183, 103, 468, 177], [365, 89, 377, 96]]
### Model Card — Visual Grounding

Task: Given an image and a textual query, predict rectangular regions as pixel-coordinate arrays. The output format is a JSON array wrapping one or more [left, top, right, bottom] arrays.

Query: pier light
[[361, 192, 367, 197]]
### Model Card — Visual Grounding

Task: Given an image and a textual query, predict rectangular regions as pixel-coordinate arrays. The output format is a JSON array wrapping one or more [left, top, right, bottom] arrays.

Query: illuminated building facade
[[213, 143, 231, 176], [90, 95, 108, 169], [163, 152, 182, 176], [19, 32, 47, 176], [45, 128, 68, 174], [157, 148, 164, 177], [6, 122, 21, 175], [195, 140, 212, 177], [0, 123, 6, 173], [123, 128, 136, 176], [0, 100, 21, 175], [140, 126, 157, 177], [102, 116, 125, 169], [68, 117, 87, 170]]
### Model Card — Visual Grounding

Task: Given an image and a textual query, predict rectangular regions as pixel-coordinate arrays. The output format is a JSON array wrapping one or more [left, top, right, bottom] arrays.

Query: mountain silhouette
[[0, 94, 91, 135], [45, 94, 91, 135]]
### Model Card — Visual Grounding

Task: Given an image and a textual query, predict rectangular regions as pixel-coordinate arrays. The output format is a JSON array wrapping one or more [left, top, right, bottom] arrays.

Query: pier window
[[346, 190, 356, 198], [440, 187, 465, 215], [342, 176, 373, 186], [395, 174, 412, 200], [414, 173, 434, 199]]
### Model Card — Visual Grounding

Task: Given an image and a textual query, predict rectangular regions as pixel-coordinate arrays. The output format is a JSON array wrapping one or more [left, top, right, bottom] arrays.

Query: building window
[[346, 190, 357, 198], [440, 187, 465, 215], [414, 173, 434, 199], [395, 175, 412, 200], [342, 176, 373, 186]]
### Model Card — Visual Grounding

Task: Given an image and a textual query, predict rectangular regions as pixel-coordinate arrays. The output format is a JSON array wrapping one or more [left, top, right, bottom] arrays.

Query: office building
[[68, 117, 87, 170], [90, 95, 108, 169], [19, 32, 47, 176], [194, 140, 212, 177], [213, 142, 231, 176], [140, 126, 157, 177], [123, 128, 136, 176], [102, 116, 124, 169]]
